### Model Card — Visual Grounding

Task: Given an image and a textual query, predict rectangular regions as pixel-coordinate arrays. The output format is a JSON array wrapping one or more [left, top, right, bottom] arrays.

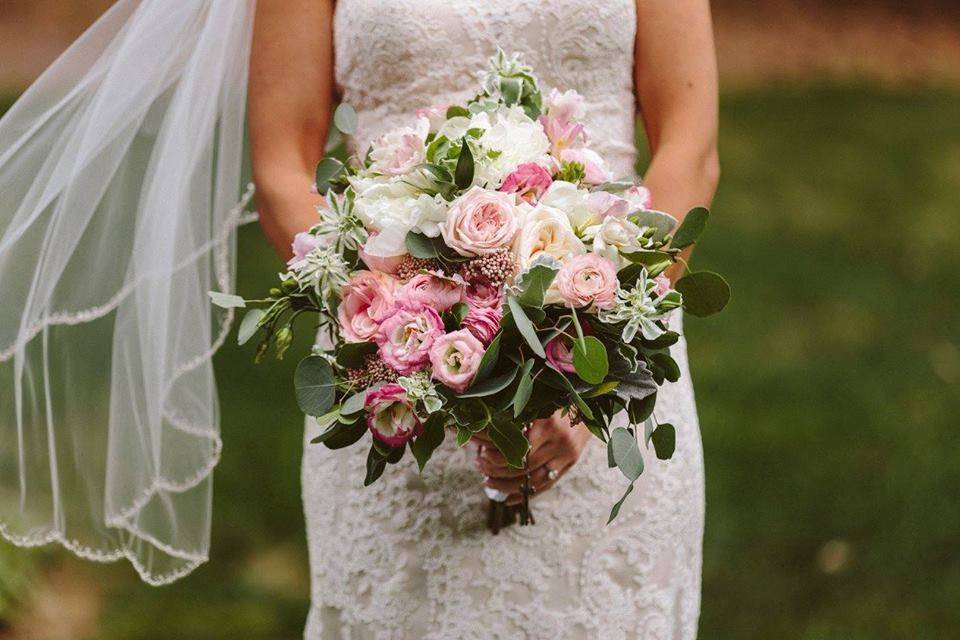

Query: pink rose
[[288, 232, 321, 269], [364, 383, 422, 447], [376, 303, 444, 374], [587, 191, 630, 220], [428, 329, 485, 393], [559, 148, 610, 185], [545, 335, 576, 373], [338, 271, 397, 343], [653, 273, 672, 297], [540, 115, 586, 155], [461, 306, 502, 346], [359, 233, 405, 274], [556, 253, 619, 310], [624, 184, 653, 210], [499, 162, 553, 203], [397, 272, 464, 312], [441, 186, 520, 257], [462, 280, 504, 310]]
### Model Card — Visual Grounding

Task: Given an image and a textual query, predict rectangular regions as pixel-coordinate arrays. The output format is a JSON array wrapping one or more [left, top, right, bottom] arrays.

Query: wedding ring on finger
[[546, 467, 560, 481]]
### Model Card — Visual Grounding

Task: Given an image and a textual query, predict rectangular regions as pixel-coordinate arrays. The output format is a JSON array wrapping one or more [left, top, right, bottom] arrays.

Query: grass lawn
[[1, 85, 958, 639]]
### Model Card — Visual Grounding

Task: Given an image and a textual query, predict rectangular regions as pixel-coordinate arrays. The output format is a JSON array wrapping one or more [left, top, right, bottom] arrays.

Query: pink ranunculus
[[545, 88, 586, 122], [587, 191, 631, 219], [428, 329, 485, 393], [545, 334, 576, 373], [462, 280, 504, 310], [559, 148, 611, 185], [624, 184, 653, 210], [653, 273, 672, 297], [364, 383, 422, 447], [539, 115, 586, 155], [288, 232, 321, 269], [556, 253, 619, 310], [397, 271, 465, 312], [337, 271, 398, 343], [441, 186, 521, 257], [375, 303, 444, 374], [499, 162, 553, 203], [461, 306, 502, 346], [359, 233, 406, 274]]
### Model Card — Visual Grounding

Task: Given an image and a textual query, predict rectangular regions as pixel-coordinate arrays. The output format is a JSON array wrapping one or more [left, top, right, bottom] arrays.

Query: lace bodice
[[302, 2, 704, 638]]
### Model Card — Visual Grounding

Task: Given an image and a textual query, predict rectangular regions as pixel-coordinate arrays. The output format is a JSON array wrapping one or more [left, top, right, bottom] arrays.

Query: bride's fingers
[[503, 459, 573, 505], [477, 440, 559, 478]]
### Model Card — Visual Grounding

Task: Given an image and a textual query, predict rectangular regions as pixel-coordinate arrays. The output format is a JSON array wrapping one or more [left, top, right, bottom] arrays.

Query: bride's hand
[[475, 411, 593, 505]]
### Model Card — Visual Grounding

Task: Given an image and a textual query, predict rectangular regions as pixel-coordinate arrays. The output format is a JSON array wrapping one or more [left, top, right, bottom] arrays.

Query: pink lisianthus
[[545, 88, 586, 122], [288, 232, 321, 269], [375, 303, 444, 374], [397, 272, 465, 312], [545, 334, 576, 373], [539, 115, 586, 155], [441, 186, 521, 257], [556, 253, 619, 310], [462, 280, 504, 310], [338, 271, 398, 343], [359, 233, 405, 274], [559, 148, 611, 185], [499, 162, 553, 203], [461, 306, 502, 346], [428, 329, 485, 393], [364, 383, 422, 447], [653, 273, 673, 297]]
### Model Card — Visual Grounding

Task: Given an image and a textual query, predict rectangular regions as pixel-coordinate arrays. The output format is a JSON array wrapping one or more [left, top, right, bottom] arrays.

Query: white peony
[[475, 106, 550, 186], [539, 180, 595, 231], [512, 202, 586, 277], [351, 178, 448, 257]]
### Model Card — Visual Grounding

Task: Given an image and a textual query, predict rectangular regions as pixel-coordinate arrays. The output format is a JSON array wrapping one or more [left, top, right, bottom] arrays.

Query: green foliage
[[314, 157, 345, 195], [333, 103, 358, 135], [671, 206, 710, 249], [454, 139, 474, 188], [506, 296, 545, 357], [676, 271, 731, 317], [293, 356, 335, 416], [572, 336, 609, 385], [514, 263, 558, 307]]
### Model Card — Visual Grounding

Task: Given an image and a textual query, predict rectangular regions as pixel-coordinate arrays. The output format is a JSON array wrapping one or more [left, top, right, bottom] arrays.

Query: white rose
[[584, 216, 643, 264], [539, 180, 595, 231], [352, 179, 448, 257], [512, 203, 586, 276], [368, 118, 429, 176], [475, 106, 550, 186]]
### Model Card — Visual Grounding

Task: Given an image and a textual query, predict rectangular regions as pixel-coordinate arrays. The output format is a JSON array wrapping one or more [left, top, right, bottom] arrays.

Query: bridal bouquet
[[212, 51, 729, 524]]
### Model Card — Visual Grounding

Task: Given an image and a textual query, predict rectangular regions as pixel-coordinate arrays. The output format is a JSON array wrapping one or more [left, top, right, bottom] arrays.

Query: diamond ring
[[546, 467, 559, 481]]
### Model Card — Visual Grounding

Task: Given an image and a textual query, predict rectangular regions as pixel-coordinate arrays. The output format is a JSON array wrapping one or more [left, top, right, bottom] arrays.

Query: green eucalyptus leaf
[[209, 291, 246, 309], [582, 380, 620, 399], [340, 391, 367, 416], [607, 483, 635, 524], [405, 231, 440, 259], [621, 250, 674, 277], [487, 414, 530, 469], [445, 105, 470, 119], [632, 209, 678, 242], [411, 416, 446, 471], [457, 365, 519, 398], [364, 445, 387, 486], [333, 103, 358, 135], [628, 392, 657, 424], [294, 356, 336, 416], [610, 427, 644, 482], [474, 333, 502, 382], [671, 206, 710, 249], [572, 336, 609, 385], [650, 352, 681, 383], [675, 271, 731, 317], [515, 263, 558, 308], [554, 370, 594, 421], [506, 296, 545, 358], [420, 163, 453, 183], [237, 308, 266, 346], [651, 423, 676, 460], [315, 157, 345, 195], [321, 421, 367, 449], [512, 360, 536, 417]]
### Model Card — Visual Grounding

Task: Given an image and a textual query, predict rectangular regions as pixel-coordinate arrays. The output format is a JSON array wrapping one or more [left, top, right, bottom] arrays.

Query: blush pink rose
[[462, 280, 504, 310], [428, 329, 485, 392], [556, 253, 619, 310], [539, 115, 586, 155], [545, 335, 576, 373], [441, 186, 521, 257], [397, 272, 464, 312], [461, 306, 502, 346], [559, 148, 611, 185], [359, 234, 405, 274], [288, 232, 321, 269], [653, 273, 672, 297], [364, 383, 422, 447], [338, 271, 397, 343], [375, 303, 444, 374], [499, 162, 553, 203]]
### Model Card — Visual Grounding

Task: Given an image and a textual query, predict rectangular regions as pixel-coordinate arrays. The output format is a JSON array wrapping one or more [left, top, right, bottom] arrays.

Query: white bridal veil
[[0, 0, 257, 584]]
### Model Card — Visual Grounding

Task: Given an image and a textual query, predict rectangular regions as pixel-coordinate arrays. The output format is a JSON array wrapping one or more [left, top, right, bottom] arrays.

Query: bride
[[0, 0, 718, 638]]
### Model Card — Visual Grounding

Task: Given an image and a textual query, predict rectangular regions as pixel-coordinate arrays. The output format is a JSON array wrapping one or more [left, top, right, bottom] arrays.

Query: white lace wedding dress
[[302, 1, 705, 638]]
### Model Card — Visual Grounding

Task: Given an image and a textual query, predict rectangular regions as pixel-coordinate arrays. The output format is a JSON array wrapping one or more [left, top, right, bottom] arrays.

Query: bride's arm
[[249, 0, 336, 261], [634, 0, 720, 279]]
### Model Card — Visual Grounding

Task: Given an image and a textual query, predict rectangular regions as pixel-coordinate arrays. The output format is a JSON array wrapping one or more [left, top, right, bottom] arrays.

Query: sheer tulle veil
[[0, 0, 257, 584]]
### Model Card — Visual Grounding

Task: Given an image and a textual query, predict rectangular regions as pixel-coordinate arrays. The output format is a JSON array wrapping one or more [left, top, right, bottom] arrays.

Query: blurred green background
[[2, 2, 960, 639]]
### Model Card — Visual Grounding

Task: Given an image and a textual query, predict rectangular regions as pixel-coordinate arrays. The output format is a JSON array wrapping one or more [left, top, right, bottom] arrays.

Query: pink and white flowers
[[365, 383, 422, 447], [555, 253, 619, 310], [499, 162, 553, 203], [428, 329, 485, 392], [442, 186, 521, 257], [376, 303, 444, 374], [398, 272, 465, 312], [338, 271, 397, 343]]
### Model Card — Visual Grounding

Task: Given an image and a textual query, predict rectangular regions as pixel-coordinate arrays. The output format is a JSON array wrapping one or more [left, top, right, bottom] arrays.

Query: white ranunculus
[[367, 118, 430, 176], [584, 215, 644, 265], [352, 179, 448, 256], [539, 180, 595, 231], [475, 106, 550, 186], [512, 202, 586, 276]]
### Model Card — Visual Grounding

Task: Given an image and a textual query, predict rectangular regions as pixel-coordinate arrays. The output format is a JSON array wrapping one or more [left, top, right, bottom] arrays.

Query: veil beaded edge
[[0, 0, 257, 585]]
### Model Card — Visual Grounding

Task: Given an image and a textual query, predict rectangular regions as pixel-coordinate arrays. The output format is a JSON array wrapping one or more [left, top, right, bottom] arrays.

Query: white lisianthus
[[475, 105, 550, 185], [367, 118, 430, 176], [351, 178, 449, 257], [583, 216, 644, 264], [512, 203, 586, 305], [539, 180, 595, 231]]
